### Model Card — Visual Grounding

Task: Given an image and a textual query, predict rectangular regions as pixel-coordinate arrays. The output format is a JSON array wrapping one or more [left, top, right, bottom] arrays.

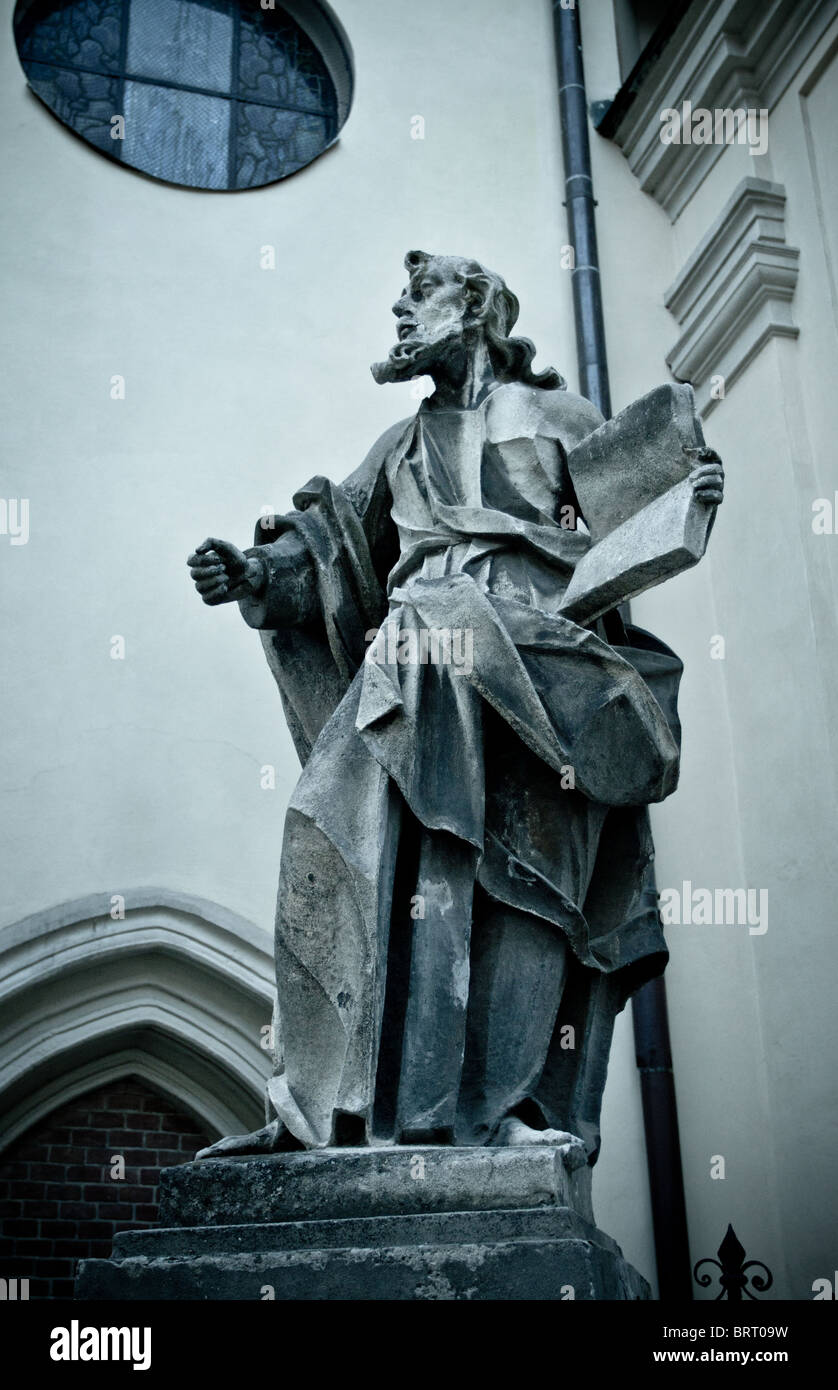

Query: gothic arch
[[0, 890, 275, 1151]]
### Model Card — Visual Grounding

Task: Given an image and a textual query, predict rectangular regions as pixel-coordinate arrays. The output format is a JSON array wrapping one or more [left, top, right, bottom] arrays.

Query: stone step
[[76, 1145, 650, 1300], [78, 1234, 649, 1301], [111, 1203, 607, 1259], [158, 1144, 593, 1228]]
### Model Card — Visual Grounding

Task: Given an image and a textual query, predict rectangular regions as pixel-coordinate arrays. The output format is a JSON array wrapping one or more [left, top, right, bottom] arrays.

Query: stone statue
[[187, 251, 723, 1163]]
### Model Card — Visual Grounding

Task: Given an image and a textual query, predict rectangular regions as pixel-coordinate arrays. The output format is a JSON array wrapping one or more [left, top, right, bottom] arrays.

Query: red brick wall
[[0, 1077, 214, 1299]]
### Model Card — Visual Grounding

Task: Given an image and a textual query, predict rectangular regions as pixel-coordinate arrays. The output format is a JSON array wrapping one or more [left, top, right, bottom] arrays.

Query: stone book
[[560, 383, 712, 624]]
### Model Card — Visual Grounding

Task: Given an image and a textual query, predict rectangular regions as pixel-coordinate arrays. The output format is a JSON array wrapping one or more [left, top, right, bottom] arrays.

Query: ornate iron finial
[[694, 1224, 774, 1300]]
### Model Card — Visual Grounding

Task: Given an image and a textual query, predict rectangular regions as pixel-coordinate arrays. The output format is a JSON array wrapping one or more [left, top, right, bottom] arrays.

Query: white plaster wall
[[0, 0, 578, 931], [0, 0, 657, 1286]]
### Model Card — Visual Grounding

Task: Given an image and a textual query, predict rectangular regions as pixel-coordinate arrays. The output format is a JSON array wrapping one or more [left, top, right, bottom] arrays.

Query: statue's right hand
[[187, 537, 251, 605]]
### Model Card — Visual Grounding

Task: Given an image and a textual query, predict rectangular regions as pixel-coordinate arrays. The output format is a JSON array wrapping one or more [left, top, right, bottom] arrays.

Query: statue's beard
[[371, 325, 463, 385]]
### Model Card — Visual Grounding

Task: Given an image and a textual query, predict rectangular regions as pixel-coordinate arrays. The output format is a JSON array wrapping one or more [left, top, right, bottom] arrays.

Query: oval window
[[13, 0, 353, 190]]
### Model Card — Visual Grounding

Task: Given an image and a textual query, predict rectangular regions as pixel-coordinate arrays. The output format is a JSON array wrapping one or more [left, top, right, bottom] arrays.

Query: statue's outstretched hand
[[684, 445, 724, 506], [187, 537, 260, 606]]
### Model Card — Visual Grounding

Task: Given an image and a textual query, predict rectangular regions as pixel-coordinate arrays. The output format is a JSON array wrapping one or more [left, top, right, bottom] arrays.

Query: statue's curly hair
[[404, 250, 565, 391]]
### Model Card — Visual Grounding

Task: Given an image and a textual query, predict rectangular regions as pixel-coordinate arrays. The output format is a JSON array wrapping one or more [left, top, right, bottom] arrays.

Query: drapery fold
[[240, 384, 683, 1148]]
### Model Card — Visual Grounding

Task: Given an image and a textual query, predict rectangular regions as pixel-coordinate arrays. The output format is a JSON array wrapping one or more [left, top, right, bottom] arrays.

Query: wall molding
[[664, 177, 800, 416], [0, 891, 275, 1152], [605, 0, 838, 221]]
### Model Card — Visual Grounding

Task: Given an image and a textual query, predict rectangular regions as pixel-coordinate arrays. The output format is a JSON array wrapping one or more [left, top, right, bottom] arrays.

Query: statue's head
[[371, 250, 564, 390]]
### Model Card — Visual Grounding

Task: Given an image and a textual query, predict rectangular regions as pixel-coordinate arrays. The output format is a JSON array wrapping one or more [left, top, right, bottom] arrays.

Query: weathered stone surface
[[566, 382, 705, 543], [78, 1235, 649, 1301], [559, 383, 718, 623], [560, 477, 715, 624], [76, 1147, 650, 1301], [110, 1204, 604, 1258], [158, 1145, 594, 1228]]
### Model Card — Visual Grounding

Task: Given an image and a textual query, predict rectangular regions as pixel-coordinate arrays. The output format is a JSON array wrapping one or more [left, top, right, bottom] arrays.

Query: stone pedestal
[[76, 1146, 650, 1300]]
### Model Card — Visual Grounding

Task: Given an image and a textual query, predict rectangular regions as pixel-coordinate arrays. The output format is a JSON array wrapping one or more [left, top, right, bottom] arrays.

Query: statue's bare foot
[[195, 1119, 297, 1160], [491, 1117, 588, 1168]]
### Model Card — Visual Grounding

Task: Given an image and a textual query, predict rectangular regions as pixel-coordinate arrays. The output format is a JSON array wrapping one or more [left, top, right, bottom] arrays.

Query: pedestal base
[[76, 1146, 651, 1300]]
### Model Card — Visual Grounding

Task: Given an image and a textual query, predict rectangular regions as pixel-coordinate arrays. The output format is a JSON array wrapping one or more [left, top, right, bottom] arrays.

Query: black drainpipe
[[552, 0, 692, 1302]]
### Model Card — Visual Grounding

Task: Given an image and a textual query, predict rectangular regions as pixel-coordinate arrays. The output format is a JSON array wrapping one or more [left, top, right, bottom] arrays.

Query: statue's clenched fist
[[187, 537, 263, 606]]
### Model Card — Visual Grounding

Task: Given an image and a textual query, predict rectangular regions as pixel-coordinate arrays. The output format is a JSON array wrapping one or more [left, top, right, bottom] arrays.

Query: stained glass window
[[13, 0, 348, 189]]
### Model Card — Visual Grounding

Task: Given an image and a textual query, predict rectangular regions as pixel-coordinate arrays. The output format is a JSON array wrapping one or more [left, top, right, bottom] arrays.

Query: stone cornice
[[664, 178, 799, 416], [605, 0, 838, 220]]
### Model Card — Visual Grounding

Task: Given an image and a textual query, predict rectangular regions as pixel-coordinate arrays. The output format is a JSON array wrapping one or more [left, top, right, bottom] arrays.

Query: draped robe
[[238, 381, 683, 1155]]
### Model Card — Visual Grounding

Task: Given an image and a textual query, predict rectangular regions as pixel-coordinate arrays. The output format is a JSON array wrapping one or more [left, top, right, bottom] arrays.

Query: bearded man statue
[[187, 250, 723, 1162]]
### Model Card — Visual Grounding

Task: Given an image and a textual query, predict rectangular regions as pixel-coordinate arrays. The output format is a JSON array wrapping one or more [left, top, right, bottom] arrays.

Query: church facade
[[1, 0, 836, 1300]]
